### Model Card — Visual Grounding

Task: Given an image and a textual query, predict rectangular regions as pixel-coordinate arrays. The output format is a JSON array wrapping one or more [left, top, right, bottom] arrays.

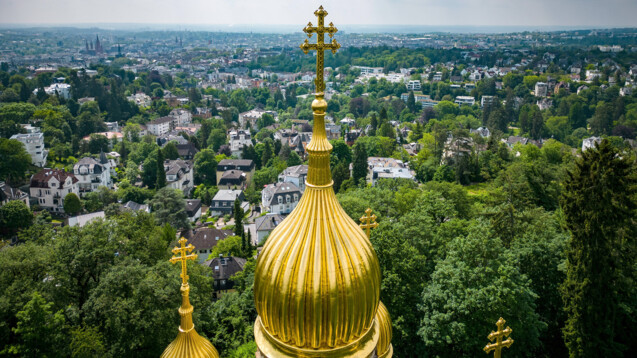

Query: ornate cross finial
[[169, 237, 198, 286], [359, 208, 379, 237], [300, 5, 340, 94], [484, 317, 514, 358]]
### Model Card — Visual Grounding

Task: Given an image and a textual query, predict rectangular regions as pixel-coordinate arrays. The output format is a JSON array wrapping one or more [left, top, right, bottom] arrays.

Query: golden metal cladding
[[375, 302, 393, 358], [162, 238, 219, 358], [253, 7, 385, 357]]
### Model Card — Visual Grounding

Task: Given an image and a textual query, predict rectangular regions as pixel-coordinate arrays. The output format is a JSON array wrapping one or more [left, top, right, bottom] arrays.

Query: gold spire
[[375, 302, 393, 358], [484, 317, 514, 358], [359, 208, 379, 237], [253, 6, 382, 358], [162, 238, 219, 358]]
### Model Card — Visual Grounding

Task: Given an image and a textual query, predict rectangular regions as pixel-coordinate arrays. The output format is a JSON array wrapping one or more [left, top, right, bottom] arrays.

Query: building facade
[[30, 169, 79, 213]]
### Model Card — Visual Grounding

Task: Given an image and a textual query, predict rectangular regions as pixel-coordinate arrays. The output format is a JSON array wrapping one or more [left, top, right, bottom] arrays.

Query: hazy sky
[[0, 0, 636, 28]]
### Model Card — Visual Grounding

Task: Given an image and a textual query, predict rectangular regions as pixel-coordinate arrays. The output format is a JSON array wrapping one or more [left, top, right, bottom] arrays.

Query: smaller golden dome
[[376, 301, 393, 358]]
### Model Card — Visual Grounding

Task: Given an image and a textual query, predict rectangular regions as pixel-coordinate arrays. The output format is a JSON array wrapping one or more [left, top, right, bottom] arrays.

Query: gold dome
[[253, 95, 381, 358], [162, 238, 219, 358], [375, 301, 393, 358]]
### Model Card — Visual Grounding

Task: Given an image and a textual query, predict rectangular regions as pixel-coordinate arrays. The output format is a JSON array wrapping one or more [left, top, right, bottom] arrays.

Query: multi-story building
[[184, 227, 233, 263], [229, 130, 253, 157], [10, 131, 47, 167], [169, 108, 192, 126], [261, 182, 301, 215], [30, 169, 79, 213], [238, 109, 278, 130], [481, 95, 496, 108], [73, 154, 112, 196], [406, 80, 421, 91], [278, 165, 308, 193], [210, 190, 245, 216], [534, 82, 548, 97], [147, 117, 173, 136], [164, 159, 194, 194], [454, 96, 476, 106]]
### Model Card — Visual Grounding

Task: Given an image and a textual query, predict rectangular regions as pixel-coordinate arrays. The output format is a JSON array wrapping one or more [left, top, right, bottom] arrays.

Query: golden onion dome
[[253, 94, 381, 358], [162, 238, 219, 358], [375, 301, 393, 358]]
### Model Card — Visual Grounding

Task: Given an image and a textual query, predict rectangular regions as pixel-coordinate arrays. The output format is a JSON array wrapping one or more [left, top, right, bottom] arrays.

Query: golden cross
[[359, 208, 378, 237], [484, 317, 514, 358], [300, 5, 340, 94], [169, 237, 198, 286]]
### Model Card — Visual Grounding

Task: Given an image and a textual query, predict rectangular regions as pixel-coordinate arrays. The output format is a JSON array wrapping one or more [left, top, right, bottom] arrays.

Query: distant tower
[[85, 39, 89, 52], [117, 43, 122, 57], [95, 35, 102, 54]]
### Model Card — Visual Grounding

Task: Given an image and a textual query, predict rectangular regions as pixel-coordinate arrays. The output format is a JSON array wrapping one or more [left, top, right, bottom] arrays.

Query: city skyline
[[1, 0, 636, 29]]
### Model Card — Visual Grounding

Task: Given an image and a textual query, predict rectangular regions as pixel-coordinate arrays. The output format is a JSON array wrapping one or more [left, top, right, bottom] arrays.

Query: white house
[[164, 159, 194, 194], [278, 165, 308, 193], [229, 130, 253, 157], [73, 154, 112, 196], [34, 83, 71, 99], [169, 108, 192, 126], [262, 182, 301, 215], [239, 109, 277, 130], [10, 131, 48, 167], [481, 95, 495, 108], [30, 169, 79, 213], [454, 96, 476, 106], [147, 117, 173, 136], [0, 181, 29, 208], [535, 82, 548, 97], [406, 80, 421, 91], [582, 136, 602, 151], [127, 93, 152, 108], [255, 213, 286, 243]]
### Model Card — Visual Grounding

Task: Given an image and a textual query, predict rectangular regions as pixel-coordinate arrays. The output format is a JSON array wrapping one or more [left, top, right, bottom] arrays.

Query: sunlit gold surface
[[359, 208, 379, 238], [253, 6, 382, 357], [162, 238, 219, 358], [375, 302, 393, 358], [484, 317, 513, 358]]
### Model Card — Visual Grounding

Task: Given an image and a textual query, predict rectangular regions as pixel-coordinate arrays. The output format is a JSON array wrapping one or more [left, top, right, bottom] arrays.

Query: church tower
[[253, 6, 391, 358]]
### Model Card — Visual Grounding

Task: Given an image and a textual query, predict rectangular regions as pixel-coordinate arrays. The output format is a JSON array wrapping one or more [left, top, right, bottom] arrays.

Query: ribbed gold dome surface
[[253, 95, 381, 358], [376, 301, 393, 358]]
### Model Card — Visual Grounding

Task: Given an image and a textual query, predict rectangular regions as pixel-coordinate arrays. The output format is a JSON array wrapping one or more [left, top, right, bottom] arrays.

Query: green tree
[[407, 91, 418, 113], [156, 148, 166, 189], [0, 200, 33, 238], [150, 187, 190, 229], [419, 222, 544, 357], [207, 128, 227, 152], [162, 141, 179, 160], [378, 122, 395, 139], [352, 142, 368, 185], [9, 292, 66, 358], [194, 149, 218, 185], [332, 162, 350, 193], [63, 193, 82, 215], [210, 235, 245, 259], [0, 138, 31, 185], [69, 326, 106, 358], [560, 139, 636, 357], [286, 151, 302, 166]]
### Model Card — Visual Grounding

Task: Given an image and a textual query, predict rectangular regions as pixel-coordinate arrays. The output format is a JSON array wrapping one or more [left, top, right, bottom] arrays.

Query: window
[[278, 196, 283, 204], [51, 183, 56, 187], [286, 195, 291, 203], [215, 202, 219, 207]]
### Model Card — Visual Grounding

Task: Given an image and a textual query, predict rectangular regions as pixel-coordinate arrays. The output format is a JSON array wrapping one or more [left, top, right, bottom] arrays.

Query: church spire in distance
[[253, 6, 390, 358]]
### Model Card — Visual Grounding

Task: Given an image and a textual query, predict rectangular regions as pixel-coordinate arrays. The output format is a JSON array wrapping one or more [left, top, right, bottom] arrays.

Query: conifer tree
[[560, 139, 636, 357], [156, 148, 166, 189], [352, 142, 368, 186]]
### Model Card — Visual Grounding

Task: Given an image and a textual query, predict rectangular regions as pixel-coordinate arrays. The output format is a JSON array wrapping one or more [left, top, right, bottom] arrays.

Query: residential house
[[278, 165, 308, 193], [325, 123, 341, 140], [185, 199, 202, 222], [30, 169, 79, 213], [203, 255, 247, 295], [535, 82, 548, 97], [218, 170, 247, 190], [10, 131, 48, 167], [582, 136, 602, 151], [454, 96, 476, 106], [229, 130, 253, 157], [0, 181, 29, 207], [169, 108, 192, 126], [239, 109, 277, 130], [123, 201, 150, 213], [406, 80, 421, 91], [255, 213, 286, 243], [261, 182, 302, 215], [363, 157, 415, 185], [164, 159, 194, 194], [481, 96, 495, 108], [184, 227, 233, 263], [470, 127, 491, 138], [216, 159, 255, 185], [147, 117, 173, 136], [176, 143, 199, 160], [210, 190, 245, 216], [73, 154, 112, 196]]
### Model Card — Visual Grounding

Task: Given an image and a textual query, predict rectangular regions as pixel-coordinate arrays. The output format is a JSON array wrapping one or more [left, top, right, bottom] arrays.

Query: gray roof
[[262, 182, 301, 207], [164, 159, 191, 175], [187, 227, 233, 250], [255, 213, 286, 232], [212, 189, 244, 202], [280, 165, 308, 178]]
